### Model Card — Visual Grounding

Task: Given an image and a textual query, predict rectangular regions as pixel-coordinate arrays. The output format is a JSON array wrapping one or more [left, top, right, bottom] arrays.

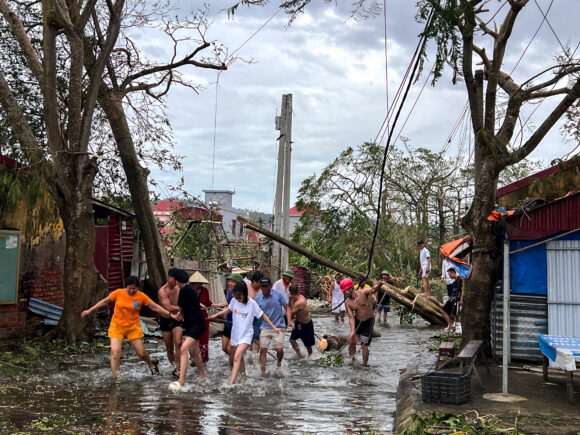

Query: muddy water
[[0, 315, 435, 434]]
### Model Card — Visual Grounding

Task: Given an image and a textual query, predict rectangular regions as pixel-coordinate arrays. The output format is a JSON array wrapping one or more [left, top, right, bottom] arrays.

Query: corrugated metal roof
[[506, 192, 580, 240], [496, 164, 561, 198]]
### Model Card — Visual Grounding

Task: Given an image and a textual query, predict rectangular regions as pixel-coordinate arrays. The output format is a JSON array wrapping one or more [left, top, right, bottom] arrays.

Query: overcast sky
[[141, 0, 580, 213]]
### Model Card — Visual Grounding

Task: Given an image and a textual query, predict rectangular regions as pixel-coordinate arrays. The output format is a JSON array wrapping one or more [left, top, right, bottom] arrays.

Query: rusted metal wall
[[491, 290, 548, 362], [547, 240, 580, 337], [106, 215, 134, 292], [289, 265, 311, 297]]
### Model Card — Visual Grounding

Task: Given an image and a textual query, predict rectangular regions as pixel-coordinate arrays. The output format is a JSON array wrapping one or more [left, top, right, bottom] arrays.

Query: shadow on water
[[0, 315, 436, 434]]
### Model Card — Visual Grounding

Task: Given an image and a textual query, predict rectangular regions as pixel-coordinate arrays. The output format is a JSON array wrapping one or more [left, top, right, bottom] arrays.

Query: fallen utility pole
[[237, 216, 446, 325]]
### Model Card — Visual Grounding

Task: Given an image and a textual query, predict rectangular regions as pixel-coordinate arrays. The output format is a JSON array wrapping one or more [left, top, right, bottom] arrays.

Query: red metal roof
[[289, 206, 304, 216], [496, 159, 579, 198], [152, 200, 185, 212], [506, 191, 580, 240]]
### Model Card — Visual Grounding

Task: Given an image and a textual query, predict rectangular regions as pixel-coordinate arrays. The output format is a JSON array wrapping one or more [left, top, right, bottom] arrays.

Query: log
[[317, 332, 381, 351], [238, 216, 447, 326]]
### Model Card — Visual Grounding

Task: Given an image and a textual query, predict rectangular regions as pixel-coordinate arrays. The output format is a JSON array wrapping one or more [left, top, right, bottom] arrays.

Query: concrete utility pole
[[272, 94, 293, 280], [281, 94, 292, 272]]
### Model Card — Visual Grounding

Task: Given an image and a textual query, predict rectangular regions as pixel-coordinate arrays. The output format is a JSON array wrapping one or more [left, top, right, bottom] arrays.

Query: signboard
[[0, 230, 20, 304]]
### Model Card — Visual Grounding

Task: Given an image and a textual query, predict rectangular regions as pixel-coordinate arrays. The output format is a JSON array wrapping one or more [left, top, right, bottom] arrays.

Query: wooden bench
[[436, 342, 455, 370], [457, 340, 489, 389]]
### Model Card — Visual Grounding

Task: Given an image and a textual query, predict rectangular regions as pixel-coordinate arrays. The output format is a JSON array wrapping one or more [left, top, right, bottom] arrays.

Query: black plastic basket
[[421, 372, 471, 405]]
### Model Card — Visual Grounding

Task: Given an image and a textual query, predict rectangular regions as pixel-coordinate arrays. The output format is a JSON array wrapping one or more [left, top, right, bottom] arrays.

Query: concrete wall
[[0, 200, 66, 339]]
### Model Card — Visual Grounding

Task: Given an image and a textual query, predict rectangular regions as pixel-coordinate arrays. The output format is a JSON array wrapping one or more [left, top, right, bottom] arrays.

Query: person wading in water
[[342, 278, 380, 366], [81, 276, 178, 380]]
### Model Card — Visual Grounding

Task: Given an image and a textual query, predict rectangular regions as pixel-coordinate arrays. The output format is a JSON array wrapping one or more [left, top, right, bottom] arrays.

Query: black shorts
[[159, 317, 183, 332], [183, 321, 205, 340], [443, 300, 459, 316], [289, 320, 315, 347], [223, 325, 232, 339], [354, 318, 374, 346]]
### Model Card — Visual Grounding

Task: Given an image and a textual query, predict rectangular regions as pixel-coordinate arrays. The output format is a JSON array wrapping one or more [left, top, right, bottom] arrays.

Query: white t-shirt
[[229, 298, 263, 346], [420, 247, 431, 270], [272, 279, 291, 303], [331, 282, 345, 313], [441, 258, 454, 285]]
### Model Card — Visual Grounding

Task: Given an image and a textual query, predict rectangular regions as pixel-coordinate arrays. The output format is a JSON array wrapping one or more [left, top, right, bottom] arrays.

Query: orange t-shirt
[[109, 289, 151, 328]]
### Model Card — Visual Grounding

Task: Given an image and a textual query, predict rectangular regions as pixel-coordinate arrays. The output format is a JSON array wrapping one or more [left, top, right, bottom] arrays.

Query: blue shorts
[[252, 318, 263, 340], [378, 305, 390, 312]]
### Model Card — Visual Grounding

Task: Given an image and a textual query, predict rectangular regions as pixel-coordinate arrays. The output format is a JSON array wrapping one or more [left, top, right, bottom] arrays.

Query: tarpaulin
[[440, 235, 472, 278]]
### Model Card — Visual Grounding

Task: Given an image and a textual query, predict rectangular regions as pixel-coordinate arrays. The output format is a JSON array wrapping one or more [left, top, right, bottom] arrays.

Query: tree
[[416, 0, 580, 341], [0, 1, 228, 341], [88, 3, 227, 290], [0, 0, 128, 342], [291, 141, 466, 278]]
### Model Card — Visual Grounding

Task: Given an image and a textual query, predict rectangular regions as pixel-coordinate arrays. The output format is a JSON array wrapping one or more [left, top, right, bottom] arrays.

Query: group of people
[[81, 268, 317, 390], [81, 244, 464, 388]]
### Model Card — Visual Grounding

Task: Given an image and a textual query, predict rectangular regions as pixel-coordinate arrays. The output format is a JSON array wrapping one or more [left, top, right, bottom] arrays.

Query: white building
[[203, 190, 250, 240]]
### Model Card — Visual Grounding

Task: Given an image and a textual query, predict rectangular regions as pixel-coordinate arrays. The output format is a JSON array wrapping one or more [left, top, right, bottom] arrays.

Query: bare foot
[[420, 292, 431, 297], [198, 370, 208, 380]]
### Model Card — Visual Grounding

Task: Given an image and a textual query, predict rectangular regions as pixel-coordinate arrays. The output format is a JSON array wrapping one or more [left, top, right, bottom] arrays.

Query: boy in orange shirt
[[82, 276, 178, 380]]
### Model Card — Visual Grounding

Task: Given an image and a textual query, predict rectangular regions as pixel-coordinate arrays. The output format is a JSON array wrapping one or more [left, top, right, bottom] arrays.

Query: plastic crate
[[421, 372, 471, 405]]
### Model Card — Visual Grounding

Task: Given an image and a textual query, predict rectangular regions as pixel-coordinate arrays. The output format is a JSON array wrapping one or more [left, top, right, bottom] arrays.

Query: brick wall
[[0, 235, 65, 339]]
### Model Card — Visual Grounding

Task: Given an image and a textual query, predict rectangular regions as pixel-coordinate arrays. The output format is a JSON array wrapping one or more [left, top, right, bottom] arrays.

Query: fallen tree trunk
[[317, 332, 381, 351], [238, 216, 446, 326]]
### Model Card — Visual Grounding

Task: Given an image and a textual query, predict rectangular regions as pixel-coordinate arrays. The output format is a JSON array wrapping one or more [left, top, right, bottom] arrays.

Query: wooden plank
[[458, 340, 482, 358]]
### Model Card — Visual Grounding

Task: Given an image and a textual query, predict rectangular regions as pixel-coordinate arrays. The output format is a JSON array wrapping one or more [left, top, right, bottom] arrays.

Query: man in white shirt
[[329, 273, 345, 322], [272, 269, 294, 303], [417, 239, 432, 297], [440, 257, 454, 298]]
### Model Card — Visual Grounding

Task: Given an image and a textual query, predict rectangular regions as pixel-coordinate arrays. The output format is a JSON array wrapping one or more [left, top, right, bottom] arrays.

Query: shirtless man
[[288, 284, 315, 359], [342, 278, 379, 366], [158, 268, 183, 376]]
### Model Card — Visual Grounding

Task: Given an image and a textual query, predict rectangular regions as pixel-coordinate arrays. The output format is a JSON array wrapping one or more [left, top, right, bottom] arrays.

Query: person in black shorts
[[169, 269, 207, 390], [343, 278, 380, 366], [288, 285, 316, 358], [441, 267, 463, 332]]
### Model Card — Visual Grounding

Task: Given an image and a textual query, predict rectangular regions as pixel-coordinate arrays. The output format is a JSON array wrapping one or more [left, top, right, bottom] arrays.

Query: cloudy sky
[[143, 0, 580, 213]]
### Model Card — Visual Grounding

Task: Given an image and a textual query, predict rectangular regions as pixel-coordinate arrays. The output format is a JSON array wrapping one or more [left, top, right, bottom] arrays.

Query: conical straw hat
[[188, 271, 209, 284]]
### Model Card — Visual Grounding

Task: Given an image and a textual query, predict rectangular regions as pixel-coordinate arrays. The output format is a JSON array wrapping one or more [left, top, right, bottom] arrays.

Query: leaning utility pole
[[272, 94, 293, 280]]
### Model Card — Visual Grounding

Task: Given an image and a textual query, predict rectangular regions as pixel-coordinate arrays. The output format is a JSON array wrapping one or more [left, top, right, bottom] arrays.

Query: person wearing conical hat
[[189, 271, 227, 364]]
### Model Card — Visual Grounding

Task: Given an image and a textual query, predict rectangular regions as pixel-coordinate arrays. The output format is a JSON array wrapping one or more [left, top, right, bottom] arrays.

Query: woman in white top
[[209, 282, 282, 384]]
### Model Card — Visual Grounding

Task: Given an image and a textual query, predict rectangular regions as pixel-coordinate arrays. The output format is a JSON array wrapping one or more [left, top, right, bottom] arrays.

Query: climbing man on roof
[[342, 278, 380, 366]]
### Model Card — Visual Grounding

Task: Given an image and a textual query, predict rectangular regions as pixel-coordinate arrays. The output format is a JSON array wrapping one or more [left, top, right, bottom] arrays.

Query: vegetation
[[401, 411, 520, 434]]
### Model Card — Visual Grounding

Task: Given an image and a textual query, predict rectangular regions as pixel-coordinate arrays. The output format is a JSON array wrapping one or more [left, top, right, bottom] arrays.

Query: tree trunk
[[98, 89, 169, 290], [238, 216, 447, 325], [461, 154, 501, 342], [49, 163, 104, 343]]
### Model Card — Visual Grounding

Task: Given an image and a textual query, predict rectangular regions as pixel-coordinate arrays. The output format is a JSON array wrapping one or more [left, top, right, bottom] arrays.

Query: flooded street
[[0, 314, 435, 434]]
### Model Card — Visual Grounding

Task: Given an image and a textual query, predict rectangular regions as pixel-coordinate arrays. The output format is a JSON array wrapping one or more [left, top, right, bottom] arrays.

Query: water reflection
[[0, 315, 433, 434]]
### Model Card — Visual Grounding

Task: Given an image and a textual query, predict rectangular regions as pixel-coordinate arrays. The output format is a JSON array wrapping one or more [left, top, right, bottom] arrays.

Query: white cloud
[[144, 0, 580, 212]]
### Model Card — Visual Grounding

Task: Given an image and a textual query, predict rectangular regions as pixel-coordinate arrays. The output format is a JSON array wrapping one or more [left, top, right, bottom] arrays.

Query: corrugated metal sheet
[[107, 215, 134, 292], [547, 240, 580, 336], [94, 226, 108, 281], [507, 192, 580, 240], [491, 291, 547, 362]]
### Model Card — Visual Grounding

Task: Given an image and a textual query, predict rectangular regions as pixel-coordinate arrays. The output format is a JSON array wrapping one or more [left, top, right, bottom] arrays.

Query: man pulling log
[[342, 278, 381, 366]]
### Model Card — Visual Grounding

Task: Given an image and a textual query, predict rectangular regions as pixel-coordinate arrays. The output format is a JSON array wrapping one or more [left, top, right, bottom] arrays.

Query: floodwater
[[0, 314, 435, 434]]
